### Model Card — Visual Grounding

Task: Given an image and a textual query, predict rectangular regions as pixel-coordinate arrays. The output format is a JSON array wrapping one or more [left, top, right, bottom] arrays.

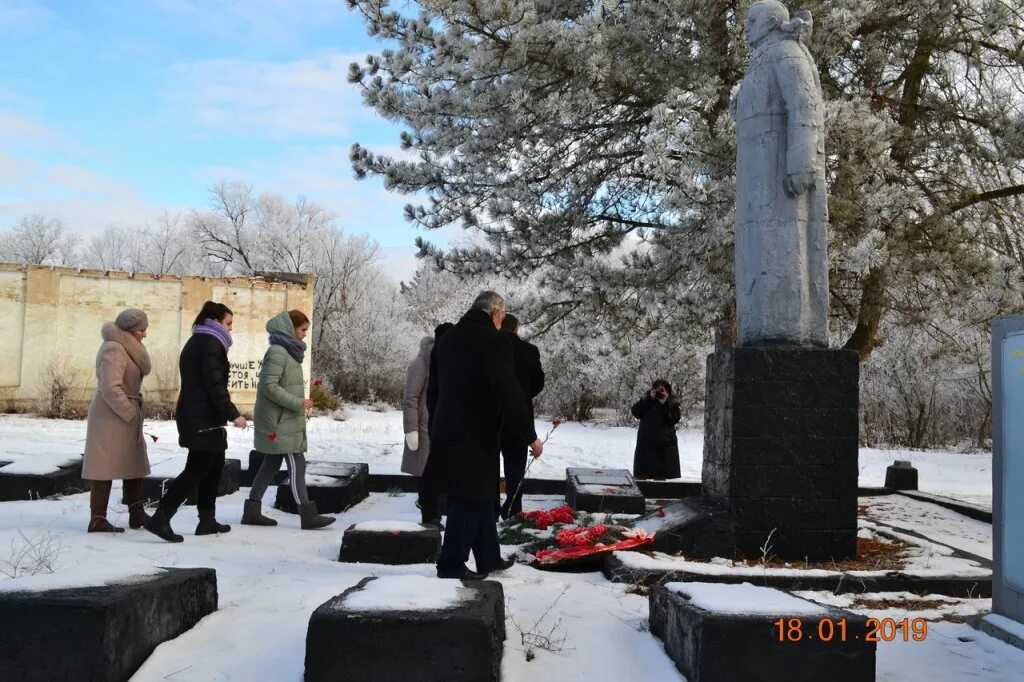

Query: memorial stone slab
[[650, 581, 875, 682], [633, 500, 711, 554], [339, 521, 442, 565], [0, 567, 217, 682], [135, 458, 240, 506], [0, 457, 86, 501], [305, 576, 505, 682], [275, 462, 369, 514], [992, 316, 1024, 626], [565, 467, 645, 514]]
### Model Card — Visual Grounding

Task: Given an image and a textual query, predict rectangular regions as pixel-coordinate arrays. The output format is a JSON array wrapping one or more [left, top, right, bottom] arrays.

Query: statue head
[[745, 0, 790, 47]]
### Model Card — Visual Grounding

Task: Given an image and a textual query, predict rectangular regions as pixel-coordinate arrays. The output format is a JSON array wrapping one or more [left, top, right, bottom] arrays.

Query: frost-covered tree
[[348, 0, 1024, 359], [0, 214, 80, 266]]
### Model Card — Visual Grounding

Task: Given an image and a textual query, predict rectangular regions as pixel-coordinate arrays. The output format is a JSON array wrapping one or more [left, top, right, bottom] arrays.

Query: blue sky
[[0, 0, 429, 279]]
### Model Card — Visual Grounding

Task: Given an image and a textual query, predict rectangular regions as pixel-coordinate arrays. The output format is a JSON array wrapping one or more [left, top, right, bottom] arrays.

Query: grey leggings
[[249, 453, 309, 505]]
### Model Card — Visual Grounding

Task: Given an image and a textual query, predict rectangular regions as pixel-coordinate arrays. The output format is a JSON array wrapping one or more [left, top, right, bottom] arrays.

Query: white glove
[[405, 432, 419, 451]]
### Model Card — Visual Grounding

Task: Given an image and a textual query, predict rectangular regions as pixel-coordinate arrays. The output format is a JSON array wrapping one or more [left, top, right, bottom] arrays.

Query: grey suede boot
[[241, 499, 278, 526], [299, 502, 335, 530]]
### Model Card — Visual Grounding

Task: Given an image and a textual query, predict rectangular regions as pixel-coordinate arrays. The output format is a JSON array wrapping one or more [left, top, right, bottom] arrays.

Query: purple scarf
[[193, 320, 233, 351]]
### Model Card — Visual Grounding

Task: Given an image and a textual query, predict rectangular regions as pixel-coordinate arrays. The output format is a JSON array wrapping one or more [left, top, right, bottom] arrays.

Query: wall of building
[[0, 264, 314, 414]]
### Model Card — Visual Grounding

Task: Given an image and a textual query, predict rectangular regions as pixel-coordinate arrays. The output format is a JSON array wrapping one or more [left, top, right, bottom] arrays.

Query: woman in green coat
[[242, 310, 334, 530]]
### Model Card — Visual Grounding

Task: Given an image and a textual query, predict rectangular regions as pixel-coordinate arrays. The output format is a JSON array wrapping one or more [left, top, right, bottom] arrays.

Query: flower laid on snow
[[502, 505, 656, 567], [519, 505, 574, 530], [658, 508, 666, 518], [622, 528, 655, 541]]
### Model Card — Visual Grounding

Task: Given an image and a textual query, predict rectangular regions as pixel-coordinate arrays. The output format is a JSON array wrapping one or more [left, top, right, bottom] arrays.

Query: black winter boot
[[144, 507, 183, 543], [196, 508, 231, 535], [299, 502, 335, 530], [241, 499, 277, 526]]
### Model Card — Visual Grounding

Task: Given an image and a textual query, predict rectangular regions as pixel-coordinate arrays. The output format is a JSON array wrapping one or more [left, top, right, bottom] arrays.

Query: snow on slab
[[351, 520, 432, 533], [614, 551, 841, 578], [0, 565, 165, 593], [862, 495, 992, 560], [341, 575, 467, 612], [0, 454, 80, 476], [983, 614, 1024, 641], [667, 581, 827, 616]]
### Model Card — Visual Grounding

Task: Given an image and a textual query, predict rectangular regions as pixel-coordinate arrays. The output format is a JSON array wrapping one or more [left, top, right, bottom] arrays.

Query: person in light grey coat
[[403, 334, 442, 526]]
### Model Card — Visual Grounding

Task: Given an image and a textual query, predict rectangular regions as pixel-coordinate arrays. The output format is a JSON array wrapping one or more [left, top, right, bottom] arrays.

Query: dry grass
[[756, 537, 908, 572]]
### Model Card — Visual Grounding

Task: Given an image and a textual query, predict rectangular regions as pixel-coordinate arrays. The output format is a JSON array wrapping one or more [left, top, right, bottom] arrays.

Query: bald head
[[746, 0, 789, 47]]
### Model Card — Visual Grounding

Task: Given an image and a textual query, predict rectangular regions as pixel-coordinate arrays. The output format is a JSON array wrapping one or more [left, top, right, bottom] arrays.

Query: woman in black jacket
[[631, 379, 682, 480], [145, 301, 247, 543]]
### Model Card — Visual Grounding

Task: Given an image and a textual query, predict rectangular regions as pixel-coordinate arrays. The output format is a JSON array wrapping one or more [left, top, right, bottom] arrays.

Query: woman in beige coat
[[403, 334, 441, 528], [83, 308, 153, 532]]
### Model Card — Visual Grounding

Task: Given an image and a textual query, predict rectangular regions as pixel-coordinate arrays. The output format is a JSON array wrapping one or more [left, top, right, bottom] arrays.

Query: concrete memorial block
[[275, 462, 369, 514], [992, 316, 1024, 626], [633, 499, 710, 554], [565, 467, 645, 514], [305, 576, 505, 682], [650, 581, 875, 682], [884, 460, 918, 491], [0, 567, 217, 682], [0, 456, 86, 501], [339, 521, 442, 565], [136, 458, 241, 506]]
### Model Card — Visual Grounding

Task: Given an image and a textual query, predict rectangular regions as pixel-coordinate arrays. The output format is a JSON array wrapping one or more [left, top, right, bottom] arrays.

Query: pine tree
[[348, 0, 1024, 358]]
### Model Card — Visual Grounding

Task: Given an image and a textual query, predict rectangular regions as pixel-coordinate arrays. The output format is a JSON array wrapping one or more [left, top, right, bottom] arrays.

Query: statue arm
[[774, 51, 821, 193]]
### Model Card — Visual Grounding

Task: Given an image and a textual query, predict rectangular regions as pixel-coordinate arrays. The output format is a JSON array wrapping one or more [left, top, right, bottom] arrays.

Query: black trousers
[[417, 475, 442, 523], [159, 449, 225, 515], [499, 436, 528, 519], [437, 498, 501, 573]]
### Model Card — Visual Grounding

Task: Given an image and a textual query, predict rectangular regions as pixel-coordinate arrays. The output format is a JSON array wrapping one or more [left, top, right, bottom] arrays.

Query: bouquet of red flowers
[[500, 505, 655, 569]]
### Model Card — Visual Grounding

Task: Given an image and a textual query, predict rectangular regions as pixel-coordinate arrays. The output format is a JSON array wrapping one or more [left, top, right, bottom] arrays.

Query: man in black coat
[[497, 314, 545, 519], [431, 292, 543, 580]]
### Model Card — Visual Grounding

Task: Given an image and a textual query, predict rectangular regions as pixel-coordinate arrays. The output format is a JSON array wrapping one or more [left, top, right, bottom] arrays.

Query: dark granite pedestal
[[339, 523, 442, 565], [131, 459, 241, 506], [698, 347, 860, 561], [565, 467, 646, 514], [0, 458, 87, 501], [305, 577, 505, 682], [650, 582, 875, 681], [275, 463, 369, 514], [0, 568, 217, 682]]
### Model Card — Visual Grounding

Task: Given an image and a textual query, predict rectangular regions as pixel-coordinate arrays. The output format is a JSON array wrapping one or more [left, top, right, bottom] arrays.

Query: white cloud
[[0, 153, 167, 235], [167, 53, 370, 140], [0, 110, 74, 151]]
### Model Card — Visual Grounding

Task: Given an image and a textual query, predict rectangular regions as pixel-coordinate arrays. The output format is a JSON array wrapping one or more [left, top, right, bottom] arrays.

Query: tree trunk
[[843, 267, 887, 361], [714, 298, 737, 351]]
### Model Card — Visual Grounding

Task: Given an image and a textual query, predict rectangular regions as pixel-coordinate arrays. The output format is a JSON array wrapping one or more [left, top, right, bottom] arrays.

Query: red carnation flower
[[268, 432, 278, 441], [313, 378, 324, 387], [552, 418, 562, 427], [658, 508, 666, 518]]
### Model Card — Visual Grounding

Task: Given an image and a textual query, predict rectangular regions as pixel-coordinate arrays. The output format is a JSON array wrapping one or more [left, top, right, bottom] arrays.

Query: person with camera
[[631, 379, 682, 480]]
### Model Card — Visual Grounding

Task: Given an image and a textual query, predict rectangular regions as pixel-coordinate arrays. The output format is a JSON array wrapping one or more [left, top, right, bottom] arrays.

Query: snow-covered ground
[[0, 407, 1016, 681], [0, 406, 995, 507]]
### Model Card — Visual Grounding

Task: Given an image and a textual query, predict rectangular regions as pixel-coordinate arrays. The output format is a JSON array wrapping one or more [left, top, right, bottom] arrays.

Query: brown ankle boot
[[123, 478, 150, 529], [88, 481, 124, 533]]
